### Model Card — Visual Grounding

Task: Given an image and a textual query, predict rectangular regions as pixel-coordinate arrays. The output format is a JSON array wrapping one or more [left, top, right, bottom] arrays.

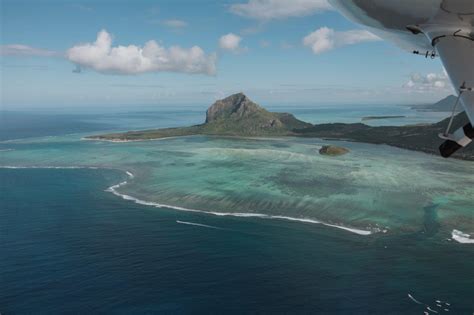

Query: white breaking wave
[[81, 136, 180, 143], [408, 293, 424, 305], [0, 149, 14, 152], [105, 170, 134, 192], [451, 230, 474, 244], [176, 220, 223, 230], [106, 178, 375, 236], [408, 294, 452, 313], [0, 165, 99, 169], [264, 215, 373, 235], [1, 164, 376, 236]]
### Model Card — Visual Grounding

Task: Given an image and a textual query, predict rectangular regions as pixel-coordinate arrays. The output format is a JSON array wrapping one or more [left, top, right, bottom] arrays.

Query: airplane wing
[[329, 0, 474, 158], [415, 26, 474, 157], [422, 27, 474, 123]]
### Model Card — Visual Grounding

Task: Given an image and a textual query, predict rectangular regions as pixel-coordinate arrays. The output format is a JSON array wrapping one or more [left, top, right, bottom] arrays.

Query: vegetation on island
[[296, 111, 472, 160], [361, 115, 406, 121], [87, 93, 474, 161], [87, 93, 311, 140]]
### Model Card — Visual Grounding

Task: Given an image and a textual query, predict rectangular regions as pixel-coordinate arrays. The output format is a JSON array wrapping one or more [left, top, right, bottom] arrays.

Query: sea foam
[[0, 165, 99, 169], [451, 230, 474, 244], [106, 175, 375, 236], [1, 165, 376, 236], [81, 136, 180, 143], [408, 293, 423, 305]]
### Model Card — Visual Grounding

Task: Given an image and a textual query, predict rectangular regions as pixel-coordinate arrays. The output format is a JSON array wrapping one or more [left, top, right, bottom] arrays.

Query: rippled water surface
[[1, 107, 473, 313], [2, 134, 473, 236]]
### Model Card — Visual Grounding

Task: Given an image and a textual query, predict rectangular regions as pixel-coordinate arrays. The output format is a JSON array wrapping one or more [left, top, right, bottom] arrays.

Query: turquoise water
[[1, 105, 473, 313], [2, 134, 473, 237], [1, 168, 473, 313]]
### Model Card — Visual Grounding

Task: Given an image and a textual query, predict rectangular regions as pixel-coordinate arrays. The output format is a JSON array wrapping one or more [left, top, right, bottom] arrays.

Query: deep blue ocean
[[1, 106, 473, 314]]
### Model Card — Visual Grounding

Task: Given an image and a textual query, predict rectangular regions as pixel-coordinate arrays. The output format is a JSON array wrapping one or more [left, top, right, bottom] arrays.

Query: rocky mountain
[[205, 93, 258, 123], [200, 93, 311, 136], [88, 93, 311, 140]]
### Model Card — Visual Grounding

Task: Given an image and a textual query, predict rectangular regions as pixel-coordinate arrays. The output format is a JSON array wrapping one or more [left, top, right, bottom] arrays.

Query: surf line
[[106, 174, 376, 236], [408, 294, 450, 314], [1, 165, 377, 236], [451, 229, 474, 244], [0, 165, 101, 169]]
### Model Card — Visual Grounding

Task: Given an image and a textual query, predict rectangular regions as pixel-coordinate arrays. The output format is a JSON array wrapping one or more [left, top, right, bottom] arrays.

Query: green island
[[86, 93, 474, 161], [361, 115, 406, 121]]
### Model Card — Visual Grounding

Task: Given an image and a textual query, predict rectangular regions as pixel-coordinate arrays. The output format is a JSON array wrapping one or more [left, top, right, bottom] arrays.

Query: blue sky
[[1, 0, 452, 108]]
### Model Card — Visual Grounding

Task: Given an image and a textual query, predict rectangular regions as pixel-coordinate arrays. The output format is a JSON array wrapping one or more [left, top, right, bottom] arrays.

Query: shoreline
[[84, 133, 474, 162], [81, 136, 183, 143], [82, 93, 472, 161]]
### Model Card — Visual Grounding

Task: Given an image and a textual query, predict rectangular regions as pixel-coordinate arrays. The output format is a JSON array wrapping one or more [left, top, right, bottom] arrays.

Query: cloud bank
[[219, 33, 243, 52], [161, 19, 188, 28], [404, 71, 452, 92], [0, 44, 59, 57], [66, 29, 217, 75], [230, 0, 332, 20], [303, 27, 381, 54]]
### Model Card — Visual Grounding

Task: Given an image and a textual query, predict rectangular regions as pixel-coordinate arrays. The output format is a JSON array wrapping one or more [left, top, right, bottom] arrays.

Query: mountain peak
[[201, 92, 311, 135], [205, 93, 262, 123]]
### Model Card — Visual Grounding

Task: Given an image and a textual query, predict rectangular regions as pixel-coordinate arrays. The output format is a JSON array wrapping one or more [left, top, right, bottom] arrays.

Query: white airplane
[[330, 0, 474, 158]]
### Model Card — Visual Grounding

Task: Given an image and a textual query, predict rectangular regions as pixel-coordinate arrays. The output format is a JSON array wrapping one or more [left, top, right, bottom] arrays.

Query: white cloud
[[0, 44, 59, 57], [259, 40, 271, 48], [71, 4, 94, 12], [66, 29, 217, 75], [404, 71, 452, 92], [219, 33, 243, 52], [280, 41, 294, 49], [303, 27, 381, 54], [230, 0, 332, 20], [240, 23, 266, 35], [161, 19, 188, 28]]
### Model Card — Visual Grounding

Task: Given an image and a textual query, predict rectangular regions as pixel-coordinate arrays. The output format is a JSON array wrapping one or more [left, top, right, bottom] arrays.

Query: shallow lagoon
[[1, 107, 473, 313], [1, 132, 473, 238]]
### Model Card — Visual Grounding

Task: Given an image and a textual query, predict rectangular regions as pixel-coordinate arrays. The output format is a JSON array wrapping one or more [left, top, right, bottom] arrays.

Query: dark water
[[1, 109, 473, 313], [0, 109, 204, 141], [1, 168, 473, 314], [0, 111, 111, 141]]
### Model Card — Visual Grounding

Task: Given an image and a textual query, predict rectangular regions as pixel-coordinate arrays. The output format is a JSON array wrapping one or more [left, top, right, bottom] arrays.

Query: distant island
[[88, 93, 312, 140], [410, 95, 461, 112], [86, 93, 473, 161], [361, 115, 406, 121]]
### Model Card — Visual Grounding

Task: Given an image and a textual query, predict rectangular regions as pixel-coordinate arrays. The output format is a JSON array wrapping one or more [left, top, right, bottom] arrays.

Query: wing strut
[[440, 86, 464, 139], [406, 24, 474, 157]]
